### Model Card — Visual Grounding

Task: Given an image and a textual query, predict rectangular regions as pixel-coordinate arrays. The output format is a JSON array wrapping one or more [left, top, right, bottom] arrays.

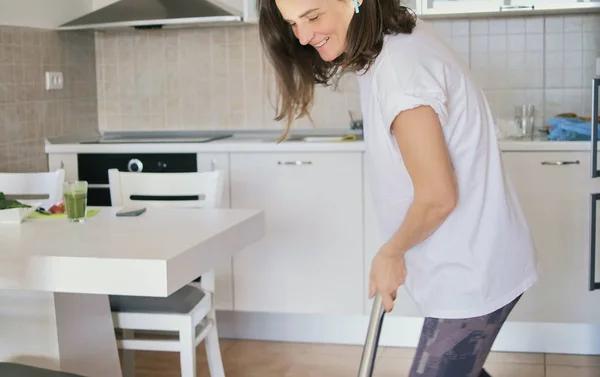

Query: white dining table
[[0, 206, 265, 377]]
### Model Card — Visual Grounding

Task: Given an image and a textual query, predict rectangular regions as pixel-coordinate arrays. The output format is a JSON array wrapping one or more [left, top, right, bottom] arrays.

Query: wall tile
[[470, 19, 488, 35], [95, 24, 361, 131], [544, 15, 597, 122], [507, 18, 526, 34], [93, 13, 599, 134], [0, 26, 97, 173], [525, 17, 544, 34], [545, 88, 586, 118]]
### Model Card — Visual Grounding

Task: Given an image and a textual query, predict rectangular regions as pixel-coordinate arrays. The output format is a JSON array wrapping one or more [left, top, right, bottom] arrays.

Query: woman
[[256, 0, 539, 375]]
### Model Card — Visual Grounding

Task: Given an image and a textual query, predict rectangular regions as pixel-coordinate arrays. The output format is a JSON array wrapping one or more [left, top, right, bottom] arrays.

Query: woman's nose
[[296, 24, 313, 45]]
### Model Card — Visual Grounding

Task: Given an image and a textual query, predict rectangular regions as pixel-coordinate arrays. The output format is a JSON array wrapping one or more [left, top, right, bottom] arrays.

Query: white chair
[[0, 169, 65, 205], [107, 168, 226, 377]]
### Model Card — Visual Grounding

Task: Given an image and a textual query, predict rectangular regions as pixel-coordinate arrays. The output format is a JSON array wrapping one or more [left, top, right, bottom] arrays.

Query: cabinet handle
[[540, 160, 580, 166], [278, 161, 313, 165], [211, 159, 216, 171], [591, 78, 600, 178], [500, 4, 534, 10], [590, 193, 600, 291]]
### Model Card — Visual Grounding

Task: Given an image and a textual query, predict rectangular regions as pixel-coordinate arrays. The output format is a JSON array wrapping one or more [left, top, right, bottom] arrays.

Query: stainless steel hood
[[57, 0, 244, 31]]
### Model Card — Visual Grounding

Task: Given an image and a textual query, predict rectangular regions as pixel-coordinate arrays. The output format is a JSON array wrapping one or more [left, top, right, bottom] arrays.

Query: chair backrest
[[0, 169, 65, 205], [108, 169, 225, 209]]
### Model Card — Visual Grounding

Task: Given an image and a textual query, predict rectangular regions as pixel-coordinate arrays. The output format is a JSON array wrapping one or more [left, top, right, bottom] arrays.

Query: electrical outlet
[[45, 72, 63, 90]]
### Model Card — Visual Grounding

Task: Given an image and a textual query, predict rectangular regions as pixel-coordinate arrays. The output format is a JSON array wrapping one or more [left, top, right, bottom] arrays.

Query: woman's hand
[[368, 241, 408, 313]]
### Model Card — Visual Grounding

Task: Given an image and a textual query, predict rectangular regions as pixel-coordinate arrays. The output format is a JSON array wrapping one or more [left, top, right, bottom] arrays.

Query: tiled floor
[[129, 338, 600, 376]]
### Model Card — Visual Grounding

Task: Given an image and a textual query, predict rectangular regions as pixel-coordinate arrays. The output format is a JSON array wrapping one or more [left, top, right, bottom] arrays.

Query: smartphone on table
[[116, 207, 147, 217]]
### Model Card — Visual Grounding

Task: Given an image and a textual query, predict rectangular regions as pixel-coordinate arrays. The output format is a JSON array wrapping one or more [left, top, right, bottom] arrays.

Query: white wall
[[0, 0, 94, 29], [93, 0, 119, 10]]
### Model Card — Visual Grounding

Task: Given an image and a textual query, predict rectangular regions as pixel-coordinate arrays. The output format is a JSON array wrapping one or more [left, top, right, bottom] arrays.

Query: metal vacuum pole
[[357, 293, 386, 377]]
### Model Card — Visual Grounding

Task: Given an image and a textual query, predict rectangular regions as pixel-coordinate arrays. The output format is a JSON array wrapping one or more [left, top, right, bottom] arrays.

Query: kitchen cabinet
[[364, 150, 600, 324], [503, 0, 600, 12], [196, 153, 235, 311], [417, 0, 600, 16], [217, 0, 258, 23], [230, 152, 364, 315], [418, 0, 501, 15], [362, 157, 422, 317], [402, 0, 418, 10], [243, 0, 258, 23], [48, 153, 78, 182], [501, 151, 600, 324]]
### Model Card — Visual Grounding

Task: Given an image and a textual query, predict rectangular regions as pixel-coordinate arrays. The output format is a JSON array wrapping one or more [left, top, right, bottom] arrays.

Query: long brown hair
[[257, 0, 417, 141]]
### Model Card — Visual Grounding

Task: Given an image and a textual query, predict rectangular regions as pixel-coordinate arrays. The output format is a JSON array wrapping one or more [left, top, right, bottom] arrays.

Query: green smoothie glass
[[63, 181, 88, 223]]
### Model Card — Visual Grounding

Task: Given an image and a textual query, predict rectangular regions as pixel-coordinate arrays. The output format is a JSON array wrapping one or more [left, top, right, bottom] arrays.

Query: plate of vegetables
[[0, 192, 41, 224]]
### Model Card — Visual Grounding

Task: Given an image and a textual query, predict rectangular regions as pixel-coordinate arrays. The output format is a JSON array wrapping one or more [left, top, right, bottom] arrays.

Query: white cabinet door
[[419, 0, 598, 14], [196, 153, 234, 311], [243, 0, 258, 22], [362, 156, 423, 317], [215, 0, 257, 22], [403, 0, 418, 10], [502, 151, 600, 324], [503, 0, 597, 9], [230, 152, 364, 315], [48, 153, 78, 182], [418, 0, 502, 15]]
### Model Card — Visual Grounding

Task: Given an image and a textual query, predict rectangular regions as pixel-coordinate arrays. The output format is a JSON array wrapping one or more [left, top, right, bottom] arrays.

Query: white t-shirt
[[356, 18, 539, 319]]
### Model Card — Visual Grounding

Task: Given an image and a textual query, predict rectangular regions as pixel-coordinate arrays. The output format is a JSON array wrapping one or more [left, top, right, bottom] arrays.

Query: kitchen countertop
[[44, 130, 596, 153]]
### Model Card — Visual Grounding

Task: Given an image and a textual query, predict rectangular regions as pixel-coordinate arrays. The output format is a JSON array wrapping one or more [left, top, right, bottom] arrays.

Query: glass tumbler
[[515, 104, 535, 140], [63, 181, 88, 223]]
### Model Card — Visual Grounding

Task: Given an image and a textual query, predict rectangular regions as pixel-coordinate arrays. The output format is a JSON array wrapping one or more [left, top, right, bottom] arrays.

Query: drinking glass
[[63, 181, 88, 223], [515, 104, 535, 140]]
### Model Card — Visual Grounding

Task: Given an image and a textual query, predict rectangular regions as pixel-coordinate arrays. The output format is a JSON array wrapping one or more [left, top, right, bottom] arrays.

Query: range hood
[[58, 0, 244, 31]]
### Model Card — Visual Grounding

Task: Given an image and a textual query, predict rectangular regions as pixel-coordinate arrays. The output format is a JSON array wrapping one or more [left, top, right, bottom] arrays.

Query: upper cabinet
[[418, 0, 502, 15], [417, 0, 600, 16], [218, 0, 257, 23], [0, 0, 94, 29], [243, 0, 258, 23]]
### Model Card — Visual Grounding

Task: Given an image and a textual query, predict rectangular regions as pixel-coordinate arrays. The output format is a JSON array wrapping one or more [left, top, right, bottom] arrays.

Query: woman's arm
[[381, 104, 458, 257]]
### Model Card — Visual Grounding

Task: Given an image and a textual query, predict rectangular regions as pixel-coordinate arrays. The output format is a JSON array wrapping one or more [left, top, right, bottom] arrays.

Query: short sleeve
[[374, 51, 449, 131]]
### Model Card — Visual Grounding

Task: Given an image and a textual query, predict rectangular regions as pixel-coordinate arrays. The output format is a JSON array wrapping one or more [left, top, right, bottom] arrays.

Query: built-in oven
[[77, 153, 198, 206]]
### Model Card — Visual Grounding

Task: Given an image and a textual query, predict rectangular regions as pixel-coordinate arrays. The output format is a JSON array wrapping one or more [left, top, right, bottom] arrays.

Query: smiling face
[[275, 0, 357, 61]]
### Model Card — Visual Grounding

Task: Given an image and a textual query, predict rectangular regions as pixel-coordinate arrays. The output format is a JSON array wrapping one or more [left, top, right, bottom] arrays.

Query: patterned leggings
[[408, 294, 522, 377]]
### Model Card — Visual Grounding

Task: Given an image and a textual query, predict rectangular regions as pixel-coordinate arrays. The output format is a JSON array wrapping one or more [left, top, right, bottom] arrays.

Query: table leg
[[54, 293, 123, 377]]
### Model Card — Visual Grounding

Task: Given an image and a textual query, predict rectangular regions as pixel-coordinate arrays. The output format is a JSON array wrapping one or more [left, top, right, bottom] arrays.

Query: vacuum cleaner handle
[[357, 293, 386, 377]]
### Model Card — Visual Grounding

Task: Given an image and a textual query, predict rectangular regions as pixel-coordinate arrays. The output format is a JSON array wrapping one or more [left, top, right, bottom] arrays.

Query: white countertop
[[0, 206, 265, 297], [43, 131, 595, 153], [499, 140, 592, 151]]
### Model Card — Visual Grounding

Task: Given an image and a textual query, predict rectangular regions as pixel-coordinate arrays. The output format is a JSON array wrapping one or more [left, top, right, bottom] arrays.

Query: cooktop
[[80, 134, 233, 144]]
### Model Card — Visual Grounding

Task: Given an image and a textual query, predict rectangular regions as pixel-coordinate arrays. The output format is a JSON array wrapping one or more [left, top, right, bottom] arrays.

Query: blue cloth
[[547, 116, 598, 141]]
